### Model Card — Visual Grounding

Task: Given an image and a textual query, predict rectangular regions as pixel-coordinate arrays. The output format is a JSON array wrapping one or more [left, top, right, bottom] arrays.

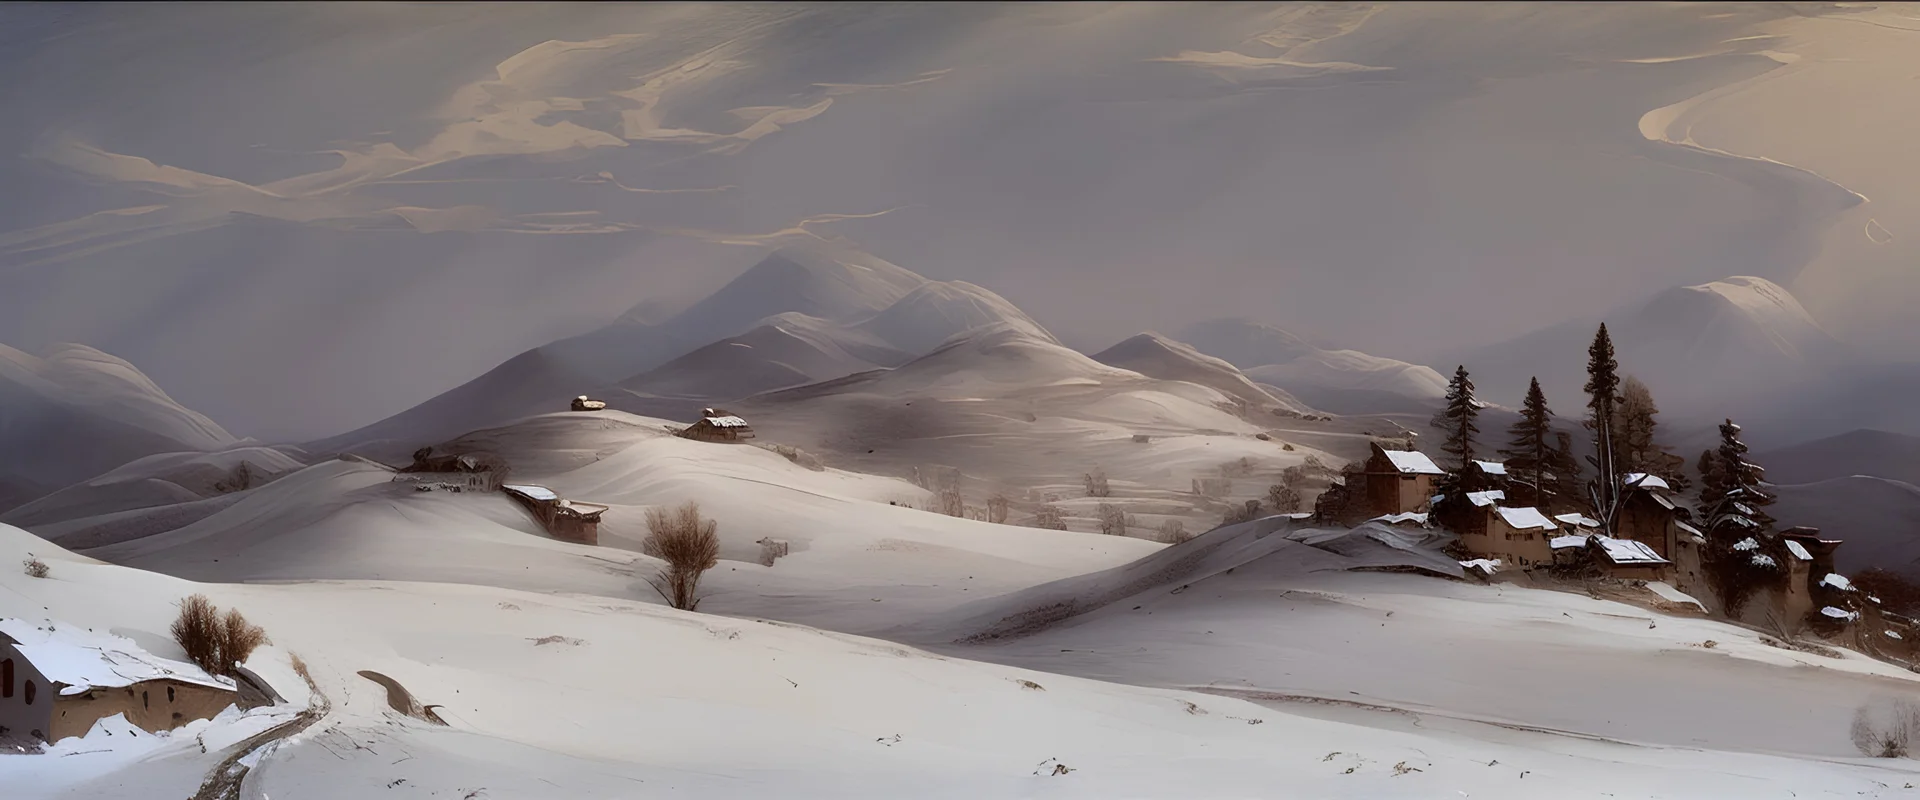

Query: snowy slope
[[1176, 319, 1447, 412], [856, 280, 1058, 356], [2, 445, 303, 530], [1091, 332, 1313, 416], [0, 343, 237, 492], [10, 523, 1919, 799], [616, 315, 908, 402], [304, 347, 602, 458]]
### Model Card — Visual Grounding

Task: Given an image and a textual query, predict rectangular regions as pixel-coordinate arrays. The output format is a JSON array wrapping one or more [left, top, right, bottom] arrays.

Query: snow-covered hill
[[0, 343, 237, 494], [616, 316, 907, 402], [1176, 319, 1447, 413], [2, 445, 303, 532], [857, 280, 1057, 355], [1091, 332, 1312, 416], [304, 348, 601, 458]]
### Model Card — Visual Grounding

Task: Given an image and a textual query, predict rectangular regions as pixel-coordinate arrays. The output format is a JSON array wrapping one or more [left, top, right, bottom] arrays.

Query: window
[[143, 690, 150, 709], [24, 679, 36, 705], [2, 657, 11, 699], [168, 686, 175, 703]]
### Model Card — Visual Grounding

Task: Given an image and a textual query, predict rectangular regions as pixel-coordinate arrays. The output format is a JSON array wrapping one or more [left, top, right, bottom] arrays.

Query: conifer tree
[[1431, 365, 1481, 498], [1701, 418, 1783, 617], [1546, 431, 1584, 513], [1584, 324, 1623, 514], [1697, 448, 1725, 508], [1498, 378, 1557, 508]]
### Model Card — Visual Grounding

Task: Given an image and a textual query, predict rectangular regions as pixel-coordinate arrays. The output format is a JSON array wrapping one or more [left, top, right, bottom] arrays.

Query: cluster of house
[[1, 618, 271, 745], [1355, 443, 1859, 632]]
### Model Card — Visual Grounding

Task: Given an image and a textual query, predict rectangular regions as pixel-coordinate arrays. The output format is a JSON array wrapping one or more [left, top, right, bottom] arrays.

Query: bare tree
[[643, 501, 722, 611], [22, 556, 48, 578], [1266, 483, 1302, 514], [1031, 505, 1069, 531], [1852, 698, 1920, 758], [1085, 468, 1111, 498], [987, 493, 1010, 525], [937, 486, 965, 517], [1097, 503, 1129, 536], [171, 594, 269, 676]]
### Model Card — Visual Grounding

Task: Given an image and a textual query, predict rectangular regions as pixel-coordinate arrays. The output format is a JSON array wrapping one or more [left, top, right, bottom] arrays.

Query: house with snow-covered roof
[[1362, 443, 1443, 517], [503, 484, 608, 546], [1, 618, 238, 744], [679, 407, 756, 443], [1456, 504, 1560, 568]]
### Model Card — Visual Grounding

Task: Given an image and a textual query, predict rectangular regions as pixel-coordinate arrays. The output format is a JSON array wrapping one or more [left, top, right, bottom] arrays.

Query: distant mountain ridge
[[1174, 318, 1447, 414]]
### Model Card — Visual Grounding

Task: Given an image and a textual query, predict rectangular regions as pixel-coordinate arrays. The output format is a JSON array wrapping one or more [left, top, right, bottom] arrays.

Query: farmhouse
[[1459, 504, 1560, 567], [1362, 443, 1444, 516], [1551, 535, 1672, 582], [1, 618, 238, 744], [503, 484, 609, 546], [571, 395, 607, 411], [1614, 473, 1681, 559], [679, 408, 756, 443]]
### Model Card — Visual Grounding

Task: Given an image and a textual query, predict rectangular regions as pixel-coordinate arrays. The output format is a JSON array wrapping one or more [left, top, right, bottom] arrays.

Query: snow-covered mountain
[[317, 245, 1062, 453], [856, 280, 1057, 355], [1449, 276, 1861, 442], [0, 343, 237, 492], [1175, 318, 1446, 413], [1091, 332, 1312, 416]]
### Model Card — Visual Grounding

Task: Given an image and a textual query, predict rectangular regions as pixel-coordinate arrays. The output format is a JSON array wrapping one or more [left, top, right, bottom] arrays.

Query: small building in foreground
[[1, 618, 238, 744], [1459, 504, 1559, 568], [503, 484, 609, 546], [679, 408, 756, 443], [571, 395, 607, 412]]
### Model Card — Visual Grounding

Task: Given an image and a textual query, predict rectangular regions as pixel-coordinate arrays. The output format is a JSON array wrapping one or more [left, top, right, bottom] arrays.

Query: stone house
[[1, 618, 238, 744], [679, 408, 756, 443], [1459, 504, 1559, 568], [503, 484, 609, 546]]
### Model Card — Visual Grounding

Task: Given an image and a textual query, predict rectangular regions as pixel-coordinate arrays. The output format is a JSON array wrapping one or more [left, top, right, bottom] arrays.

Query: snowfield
[[9, 523, 1920, 800]]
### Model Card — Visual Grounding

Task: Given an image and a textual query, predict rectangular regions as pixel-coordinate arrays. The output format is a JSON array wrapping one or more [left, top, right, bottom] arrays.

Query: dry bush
[[1852, 698, 1920, 758], [1280, 465, 1307, 487], [988, 494, 1010, 525], [1085, 468, 1111, 498], [643, 501, 721, 611], [1096, 503, 1128, 536], [937, 487, 965, 517], [1031, 505, 1069, 531], [171, 594, 268, 676], [23, 556, 49, 579], [1156, 519, 1190, 544], [1267, 483, 1302, 514]]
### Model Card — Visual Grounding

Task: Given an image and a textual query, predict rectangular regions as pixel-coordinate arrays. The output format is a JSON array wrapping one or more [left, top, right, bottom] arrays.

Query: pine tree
[[1546, 431, 1584, 513], [1431, 365, 1481, 499], [1583, 324, 1623, 514], [1697, 449, 1725, 508], [1612, 376, 1656, 473], [1498, 378, 1557, 509], [1700, 418, 1783, 617]]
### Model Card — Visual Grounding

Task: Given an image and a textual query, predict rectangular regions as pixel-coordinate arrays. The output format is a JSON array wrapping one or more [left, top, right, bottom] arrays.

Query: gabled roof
[[1369, 512, 1429, 526], [1784, 540, 1813, 562], [1821, 573, 1856, 592], [1466, 490, 1506, 508], [1550, 534, 1590, 550], [1554, 513, 1601, 529], [703, 415, 750, 428], [1595, 536, 1669, 566], [1376, 447, 1443, 475], [1624, 473, 1671, 492], [0, 618, 235, 695], [1472, 460, 1508, 476], [503, 484, 559, 501], [1495, 506, 1558, 532]]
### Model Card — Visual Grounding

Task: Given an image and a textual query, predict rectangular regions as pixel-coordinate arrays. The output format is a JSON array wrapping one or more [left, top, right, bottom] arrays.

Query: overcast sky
[[1, 3, 1914, 440]]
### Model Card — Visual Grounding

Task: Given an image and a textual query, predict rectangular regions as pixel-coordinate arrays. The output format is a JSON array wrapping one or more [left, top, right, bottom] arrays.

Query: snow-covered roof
[[1595, 536, 1669, 566], [1459, 558, 1501, 573], [1821, 573, 1856, 592], [1379, 449, 1444, 475], [1550, 534, 1590, 550], [1888, 630, 1905, 641], [558, 499, 609, 516], [1280, 512, 1314, 520], [1821, 606, 1859, 621], [1751, 554, 1778, 568], [1732, 537, 1759, 552], [504, 484, 559, 501], [704, 415, 750, 428], [1675, 520, 1703, 537], [1369, 512, 1429, 526], [1554, 513, 1601, 528], [1472, 460, 1508, 476], [1466, 490, 1506, 507], [1495, 506, 1558, 532], [1624, 473, 1670, 491], [0, 618, 235, 695], [1784, 540, 1812, 562]]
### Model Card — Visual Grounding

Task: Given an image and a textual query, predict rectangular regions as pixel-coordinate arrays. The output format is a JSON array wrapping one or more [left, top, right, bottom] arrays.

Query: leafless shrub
[[171, 594, 269, 676], [935, 486, 965, 517], [1267, 483, 1302, 514], [1156, 519, 1190, 544], [643, 501, 721, 611], [1222, 499, 1263, 526], [988, 494, 1010, 525], [1031, 505, 1069, 531], [1085, 468, 1111, 498], [1853, 698, 1920, 758], [1193, 476, 1233, 500], [23, 556, 49, 579], [1097, 503, 1128, 536]]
